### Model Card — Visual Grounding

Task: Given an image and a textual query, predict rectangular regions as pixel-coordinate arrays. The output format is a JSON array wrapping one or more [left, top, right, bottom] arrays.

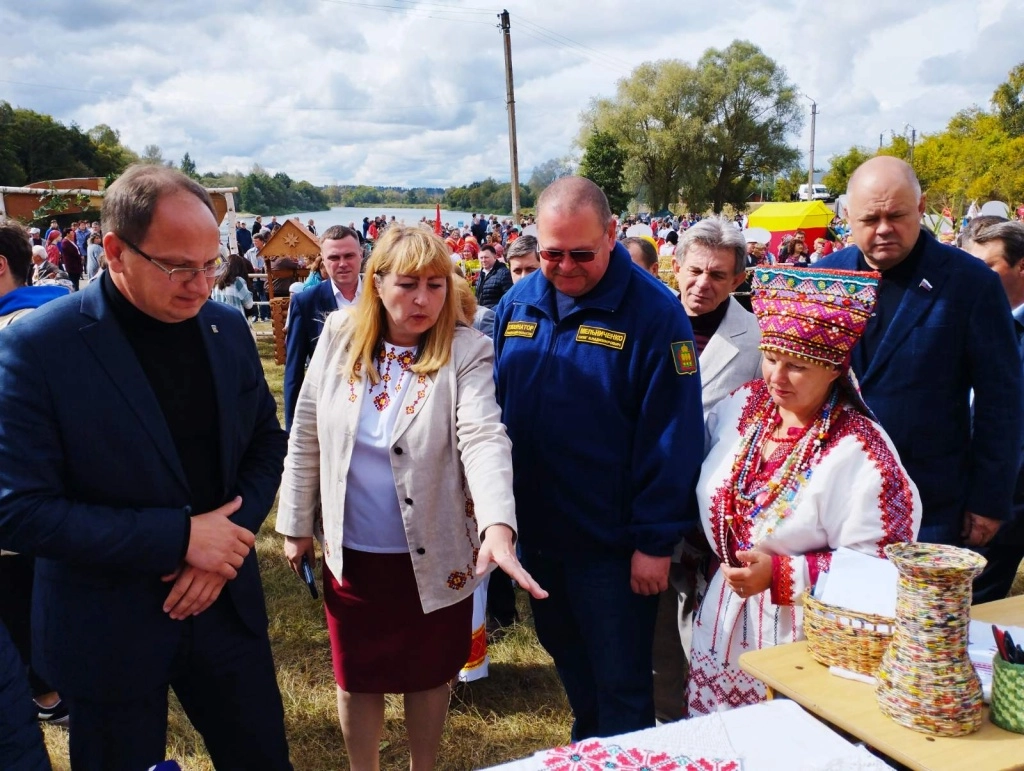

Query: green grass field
[[41, 338, 572, 770]]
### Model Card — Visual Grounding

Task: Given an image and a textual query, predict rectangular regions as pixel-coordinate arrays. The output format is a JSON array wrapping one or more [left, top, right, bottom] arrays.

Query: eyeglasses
[[538, 244, 602, 263], [120, 237, 219, 283]]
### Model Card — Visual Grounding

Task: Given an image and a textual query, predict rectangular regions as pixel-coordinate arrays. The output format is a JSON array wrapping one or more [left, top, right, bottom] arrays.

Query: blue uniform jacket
[[817, 232, 1023, 543], [284, 279, 338, 430], [0, 282, 287, 701], [493, 243, 704, 558]]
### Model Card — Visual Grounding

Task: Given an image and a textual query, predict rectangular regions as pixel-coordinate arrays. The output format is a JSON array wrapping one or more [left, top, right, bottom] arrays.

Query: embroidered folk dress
[[686, 380, 922, 716]]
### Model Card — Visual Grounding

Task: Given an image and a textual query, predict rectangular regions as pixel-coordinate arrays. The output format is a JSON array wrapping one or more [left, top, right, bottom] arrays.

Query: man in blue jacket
[[494, 177, 704, 739], [0, 165, 292, 771], [817, 156, 1022, 547]]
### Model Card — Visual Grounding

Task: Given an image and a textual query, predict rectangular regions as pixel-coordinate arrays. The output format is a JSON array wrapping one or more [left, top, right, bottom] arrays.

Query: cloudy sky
[[4, 0, 1021, 188]]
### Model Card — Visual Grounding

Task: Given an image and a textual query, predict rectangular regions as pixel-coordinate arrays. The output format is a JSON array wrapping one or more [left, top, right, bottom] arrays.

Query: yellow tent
[[748, 201, 834, 231], [747, 201, 835, 251]]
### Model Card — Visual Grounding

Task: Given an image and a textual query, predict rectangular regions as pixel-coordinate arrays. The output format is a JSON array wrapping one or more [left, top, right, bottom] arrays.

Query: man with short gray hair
[[653, 216, 762, 722], [962, 217, 1024, 602]]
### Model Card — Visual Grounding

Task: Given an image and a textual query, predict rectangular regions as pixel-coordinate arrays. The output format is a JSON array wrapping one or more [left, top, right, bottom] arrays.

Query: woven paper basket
[[991, 653, 1024, 734], [802, 588, 894, 676]]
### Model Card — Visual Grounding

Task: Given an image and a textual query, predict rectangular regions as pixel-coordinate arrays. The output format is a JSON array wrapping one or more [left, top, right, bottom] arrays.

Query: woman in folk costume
[[687, 267, 922, 715]]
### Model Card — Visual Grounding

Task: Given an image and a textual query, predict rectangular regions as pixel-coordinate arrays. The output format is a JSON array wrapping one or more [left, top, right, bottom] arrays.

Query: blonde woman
[[277, 225, 545, 771]]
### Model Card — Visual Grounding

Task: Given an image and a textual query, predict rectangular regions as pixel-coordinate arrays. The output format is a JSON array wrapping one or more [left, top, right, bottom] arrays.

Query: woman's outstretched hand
[[475, 524, 548, 600]]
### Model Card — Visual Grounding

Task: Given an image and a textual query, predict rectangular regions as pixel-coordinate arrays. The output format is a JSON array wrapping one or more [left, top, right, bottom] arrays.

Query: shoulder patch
[[504, 320, 538, 338], [576, 325, 626, 350], [671, 340, 698, 375]]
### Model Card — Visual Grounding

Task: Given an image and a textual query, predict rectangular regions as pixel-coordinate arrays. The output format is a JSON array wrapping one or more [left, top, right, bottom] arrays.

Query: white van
[[798, 184, 831, 202]]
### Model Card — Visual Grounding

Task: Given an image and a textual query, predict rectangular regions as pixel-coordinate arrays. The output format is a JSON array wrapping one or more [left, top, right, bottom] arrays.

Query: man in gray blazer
[[653, 217, 762, 722]]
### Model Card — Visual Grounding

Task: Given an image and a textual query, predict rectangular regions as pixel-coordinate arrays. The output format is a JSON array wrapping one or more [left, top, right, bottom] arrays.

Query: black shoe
[[36, 698, 69, 726]]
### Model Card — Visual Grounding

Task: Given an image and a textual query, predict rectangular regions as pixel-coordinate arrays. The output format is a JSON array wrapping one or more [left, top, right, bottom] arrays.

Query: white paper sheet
[[816, 547, 898, 620]]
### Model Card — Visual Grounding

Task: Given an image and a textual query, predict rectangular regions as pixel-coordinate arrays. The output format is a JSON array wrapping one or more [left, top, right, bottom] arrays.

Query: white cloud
[[2, 0, 1020, 186]]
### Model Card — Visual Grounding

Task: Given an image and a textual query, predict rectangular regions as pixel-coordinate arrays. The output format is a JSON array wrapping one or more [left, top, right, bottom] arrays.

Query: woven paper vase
[[991, 653, 1024, 734], [875, 543, 987, 737]]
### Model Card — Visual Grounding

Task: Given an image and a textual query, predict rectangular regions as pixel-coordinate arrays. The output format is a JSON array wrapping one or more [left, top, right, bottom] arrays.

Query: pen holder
[[991, 653, 1024, 735]]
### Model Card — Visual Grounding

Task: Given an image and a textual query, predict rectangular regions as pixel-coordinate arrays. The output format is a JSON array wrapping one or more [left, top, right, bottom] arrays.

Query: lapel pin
[[919, 279, 932, 292], [211, 324, 219, 333]]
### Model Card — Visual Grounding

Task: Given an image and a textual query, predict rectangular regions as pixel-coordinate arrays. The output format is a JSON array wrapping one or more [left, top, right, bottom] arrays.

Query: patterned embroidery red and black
[[820, 410, 917, 555], [769, 555, 795, 605]]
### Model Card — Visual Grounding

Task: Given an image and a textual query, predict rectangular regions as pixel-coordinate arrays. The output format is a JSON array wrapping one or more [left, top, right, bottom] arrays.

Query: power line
[[511, 26, 628, 75], [318, 0, 496, 24], [512, 14, 634, 72], [0, 79, 503, 114]]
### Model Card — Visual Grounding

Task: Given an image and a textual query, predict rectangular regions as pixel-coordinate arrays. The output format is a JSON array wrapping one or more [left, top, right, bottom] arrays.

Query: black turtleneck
[[856, 231, 926, 364], [689, 297, 731, 356], [102, 272, 222, 516]]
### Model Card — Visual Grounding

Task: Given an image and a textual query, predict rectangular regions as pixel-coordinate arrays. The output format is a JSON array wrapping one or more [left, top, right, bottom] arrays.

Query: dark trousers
[[64, 596, 291, 771], [0, 620, 51, 771], [486, 567, 518, 626], [252, 279, 270, 320], [522, 551, 659, 741], [973, 516, 1024, 604], [0, 554, 52, 697]]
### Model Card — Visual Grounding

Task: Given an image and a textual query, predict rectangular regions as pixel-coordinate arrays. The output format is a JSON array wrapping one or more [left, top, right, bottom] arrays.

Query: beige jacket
[[275, 311, 517, 613]]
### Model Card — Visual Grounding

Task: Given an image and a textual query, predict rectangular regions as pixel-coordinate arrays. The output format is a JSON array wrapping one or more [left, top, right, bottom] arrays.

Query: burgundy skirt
[[324, 547, 472, 693]]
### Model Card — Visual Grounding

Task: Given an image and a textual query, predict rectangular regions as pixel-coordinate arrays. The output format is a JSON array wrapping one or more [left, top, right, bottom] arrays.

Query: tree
[[683, 42, 802, 211], [992, 62, 1024, 138], [583, 60, 697, 213], [822, 146, 873, 195], [771, 167, 808, 202], [141, 145, 165, 165], [0, 102, 99, 184], [528, 157, 576, 193], [179, 152, 198, 179], [88, 124, 139, 178], [582, 42, 802, 213], [578, 131, 630, 213]]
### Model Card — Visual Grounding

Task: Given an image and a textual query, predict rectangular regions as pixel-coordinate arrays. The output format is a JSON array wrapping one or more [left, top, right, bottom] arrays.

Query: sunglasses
[[539, 247, 600, 263]]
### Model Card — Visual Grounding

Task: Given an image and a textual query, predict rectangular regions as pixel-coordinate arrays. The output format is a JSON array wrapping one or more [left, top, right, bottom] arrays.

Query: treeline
[[325, 185, 444, 207], [0, 104, 138, 186], [0, 103, 328, 216], [821, 62, 1024, 211]]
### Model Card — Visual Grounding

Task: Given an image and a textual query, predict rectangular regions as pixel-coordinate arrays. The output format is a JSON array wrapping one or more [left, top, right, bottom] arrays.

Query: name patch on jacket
[[576, 325, 626, 350], [505, 321, 538, 338], [671, 340, 698, 375]]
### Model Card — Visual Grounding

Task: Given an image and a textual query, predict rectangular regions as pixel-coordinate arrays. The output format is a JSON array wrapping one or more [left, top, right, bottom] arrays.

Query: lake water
[[224, 206, 495, 240]]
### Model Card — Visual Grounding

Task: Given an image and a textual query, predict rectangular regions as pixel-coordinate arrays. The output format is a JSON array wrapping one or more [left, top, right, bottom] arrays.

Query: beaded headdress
[[751, 267, 880, 368]]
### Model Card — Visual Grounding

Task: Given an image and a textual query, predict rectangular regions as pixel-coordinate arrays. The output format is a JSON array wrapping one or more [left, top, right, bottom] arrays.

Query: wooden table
[[739, 595, 1024, 771]]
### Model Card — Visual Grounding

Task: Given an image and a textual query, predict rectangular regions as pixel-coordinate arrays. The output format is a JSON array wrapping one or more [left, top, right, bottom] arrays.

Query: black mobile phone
[[300, 554, 319, 600]]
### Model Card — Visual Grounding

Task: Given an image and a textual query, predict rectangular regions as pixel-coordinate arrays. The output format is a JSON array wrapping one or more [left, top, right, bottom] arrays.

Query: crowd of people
[[1, 157, 1024, 771]]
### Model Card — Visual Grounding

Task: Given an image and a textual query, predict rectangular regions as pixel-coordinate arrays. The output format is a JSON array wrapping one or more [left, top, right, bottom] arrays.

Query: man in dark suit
[[817, 156, 1022, 548], [0, 165, 292, 771], [475, 244, 513, 309], [962, 218, 1024, 600], [284, 224, 363, 430]]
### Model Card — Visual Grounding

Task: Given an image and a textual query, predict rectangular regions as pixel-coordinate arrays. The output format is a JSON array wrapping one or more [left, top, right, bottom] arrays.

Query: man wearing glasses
[[493, 176, 704, 740], [0, 165, 292, 770]]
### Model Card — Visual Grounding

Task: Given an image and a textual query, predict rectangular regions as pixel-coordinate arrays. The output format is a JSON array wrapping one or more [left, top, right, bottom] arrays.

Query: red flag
[[434, 203, 442, 236]]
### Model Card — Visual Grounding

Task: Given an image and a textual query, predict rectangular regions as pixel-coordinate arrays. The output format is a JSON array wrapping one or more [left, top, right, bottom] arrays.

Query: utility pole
[[905, 123, 916, 167], [804, 95, 817, 192], [498, 10, 520, 219]]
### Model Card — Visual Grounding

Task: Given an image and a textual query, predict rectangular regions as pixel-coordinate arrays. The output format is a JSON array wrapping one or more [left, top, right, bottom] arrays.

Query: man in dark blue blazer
[[283, 224, 363, 430], [962, 218, 1024, 601], [0, 166, 292, 771], [817, 157, 1022, 548]]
